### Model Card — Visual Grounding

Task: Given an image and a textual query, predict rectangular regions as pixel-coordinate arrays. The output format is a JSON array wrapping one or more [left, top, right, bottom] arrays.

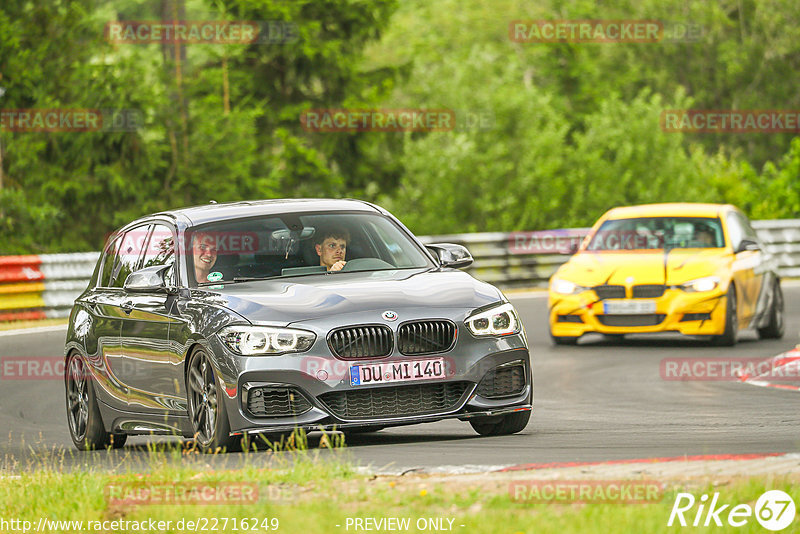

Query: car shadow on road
[[555, 332, 762, 348]]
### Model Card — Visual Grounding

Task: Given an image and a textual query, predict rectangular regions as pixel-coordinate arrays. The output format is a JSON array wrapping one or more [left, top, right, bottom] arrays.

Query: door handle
[[121, 301, 134, 314]]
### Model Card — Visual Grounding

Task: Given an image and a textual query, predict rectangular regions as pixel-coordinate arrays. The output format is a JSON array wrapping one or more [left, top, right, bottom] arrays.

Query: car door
[[726, 211, 760, 326], [80, 235, 128, 410], [738, 212, 771, 324], [117, 223, 185, 414], [101, 224, 150, 405]]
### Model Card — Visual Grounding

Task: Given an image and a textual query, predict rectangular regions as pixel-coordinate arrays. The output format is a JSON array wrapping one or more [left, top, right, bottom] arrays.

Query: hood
[[556, 249, 732, 287], [189, 268, 503, 324]]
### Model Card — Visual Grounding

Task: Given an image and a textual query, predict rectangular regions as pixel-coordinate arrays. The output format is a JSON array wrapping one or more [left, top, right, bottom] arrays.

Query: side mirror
[[568, 241, 580, 254], [735, 239, 760, 253], [124, 264, 173, 293], [426, 243, 474, 269]]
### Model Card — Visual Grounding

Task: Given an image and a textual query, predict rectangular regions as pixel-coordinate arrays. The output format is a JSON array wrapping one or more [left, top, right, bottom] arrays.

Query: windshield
[[586, 217, 725, 251], [186, 212, 433, 286]]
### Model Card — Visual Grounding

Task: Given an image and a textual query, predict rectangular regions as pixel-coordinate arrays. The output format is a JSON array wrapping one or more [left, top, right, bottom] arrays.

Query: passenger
[[314, 227, 349, 271], [192, 232, 218, 282]]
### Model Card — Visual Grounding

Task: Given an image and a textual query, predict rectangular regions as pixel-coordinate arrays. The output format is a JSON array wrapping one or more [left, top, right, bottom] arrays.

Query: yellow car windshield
[[586, 217, 725, 251]]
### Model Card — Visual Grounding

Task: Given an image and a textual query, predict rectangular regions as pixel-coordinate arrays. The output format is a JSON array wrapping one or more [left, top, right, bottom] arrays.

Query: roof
[[154, 198, 382, 226], [603, 203, 734, 220]]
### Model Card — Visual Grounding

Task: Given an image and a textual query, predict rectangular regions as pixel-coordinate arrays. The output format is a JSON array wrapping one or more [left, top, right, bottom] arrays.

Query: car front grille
[[593, 285, 626, 299], [398, 320, 456, 355], [632, 284, 665, 298], [318, 382, 470, 419], [246, 387, 312, 418], [597, 314, 666, 327], [476, 362, 526, 399], [328, 325, 393, 360]]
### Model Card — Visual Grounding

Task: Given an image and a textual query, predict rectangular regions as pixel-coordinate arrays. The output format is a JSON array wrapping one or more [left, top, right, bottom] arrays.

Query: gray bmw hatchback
[[64, 199, 533, 452]]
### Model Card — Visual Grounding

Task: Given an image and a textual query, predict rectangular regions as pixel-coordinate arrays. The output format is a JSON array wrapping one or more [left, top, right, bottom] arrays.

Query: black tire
[[66, 353, 112, 450], [712, 285, 738, 346], [469, 410, 531, 436], [551, 334, 579, 345], [109, 433, 128, 449], [758, 280, 785, 339], [470, 387, 532, 436], [186, 347, 238, 453]]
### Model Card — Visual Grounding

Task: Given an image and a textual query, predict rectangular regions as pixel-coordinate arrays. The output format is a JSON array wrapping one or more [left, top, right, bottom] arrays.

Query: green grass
[[1, 442, 798, 534]]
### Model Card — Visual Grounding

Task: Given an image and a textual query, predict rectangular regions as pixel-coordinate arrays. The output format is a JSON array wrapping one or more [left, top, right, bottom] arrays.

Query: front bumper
[[233, 404, 532, 435], [207, 325, 532, 434], [549, 287, 728, 337]]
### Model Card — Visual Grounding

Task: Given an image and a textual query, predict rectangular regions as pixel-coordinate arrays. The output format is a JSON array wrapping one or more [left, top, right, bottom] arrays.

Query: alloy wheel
[[67, 356, 89, 441], [188, 351, 218, 445]]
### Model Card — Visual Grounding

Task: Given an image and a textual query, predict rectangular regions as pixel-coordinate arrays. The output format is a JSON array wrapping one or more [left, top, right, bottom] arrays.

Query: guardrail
[[0, 253, 99, 321], [1, 219, 799, 322]]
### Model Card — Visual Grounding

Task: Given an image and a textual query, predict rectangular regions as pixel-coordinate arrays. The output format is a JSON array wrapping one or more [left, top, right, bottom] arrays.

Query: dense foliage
[[0, 0, 798, 252]]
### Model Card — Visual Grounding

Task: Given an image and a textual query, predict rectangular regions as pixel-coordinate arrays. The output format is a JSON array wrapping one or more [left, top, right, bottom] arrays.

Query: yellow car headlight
[[680, 276, 720, 293], [551, 278, 587, 295]]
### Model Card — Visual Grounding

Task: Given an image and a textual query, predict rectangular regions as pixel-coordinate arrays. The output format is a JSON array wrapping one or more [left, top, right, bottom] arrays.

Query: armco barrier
[[417, 232, 586, 289], [0, 219, 798, 322], [752, 219, 800, 278], [0, 253, 98, 321]]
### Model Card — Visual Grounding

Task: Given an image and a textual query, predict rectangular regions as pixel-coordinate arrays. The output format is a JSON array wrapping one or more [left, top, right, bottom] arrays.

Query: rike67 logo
[[668, 490, 796, 531]]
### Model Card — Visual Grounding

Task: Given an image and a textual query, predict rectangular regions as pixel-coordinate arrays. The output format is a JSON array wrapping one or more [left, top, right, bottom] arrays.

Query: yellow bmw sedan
[[548, 203, 784, 345]]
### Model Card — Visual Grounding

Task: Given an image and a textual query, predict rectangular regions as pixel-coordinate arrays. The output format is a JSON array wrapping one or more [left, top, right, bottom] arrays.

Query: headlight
[[217, 325, 316, 355], [680, 276, 720, 293], [551, 277, 586, 295], [465, 302, 520, 336]]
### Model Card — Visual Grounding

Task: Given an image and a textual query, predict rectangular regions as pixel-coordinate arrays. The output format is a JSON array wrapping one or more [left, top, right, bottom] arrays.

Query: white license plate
[[603, 299, 656, 314], [349, 358, 446, 386]]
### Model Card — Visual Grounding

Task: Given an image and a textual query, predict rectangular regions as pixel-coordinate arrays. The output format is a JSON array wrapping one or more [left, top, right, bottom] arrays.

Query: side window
[[726, 213, 744, 251], [111, 225, 150, 288], [368, 222, 407, 266], [99, 237, 122, 287], [737, 213, 759, 241], [142, 224, 177, 286]]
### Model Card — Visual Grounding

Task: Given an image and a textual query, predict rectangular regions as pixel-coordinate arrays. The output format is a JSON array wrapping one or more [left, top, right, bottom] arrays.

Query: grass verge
[[1, 449, 798, 533]]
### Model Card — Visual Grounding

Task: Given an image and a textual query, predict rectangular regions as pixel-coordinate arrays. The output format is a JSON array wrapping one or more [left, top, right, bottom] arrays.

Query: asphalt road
[[1, 289, 799, 473]]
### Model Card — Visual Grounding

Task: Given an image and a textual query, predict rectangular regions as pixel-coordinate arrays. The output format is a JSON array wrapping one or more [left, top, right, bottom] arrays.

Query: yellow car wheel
[[551, 333, 579, 346], [712, 285, 738, 346], [758, 280, 784, 339]]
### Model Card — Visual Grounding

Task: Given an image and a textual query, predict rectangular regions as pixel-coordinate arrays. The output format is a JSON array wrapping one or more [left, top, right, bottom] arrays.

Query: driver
[[693, 225, 716, 247], [314, 227, 349, 271]]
